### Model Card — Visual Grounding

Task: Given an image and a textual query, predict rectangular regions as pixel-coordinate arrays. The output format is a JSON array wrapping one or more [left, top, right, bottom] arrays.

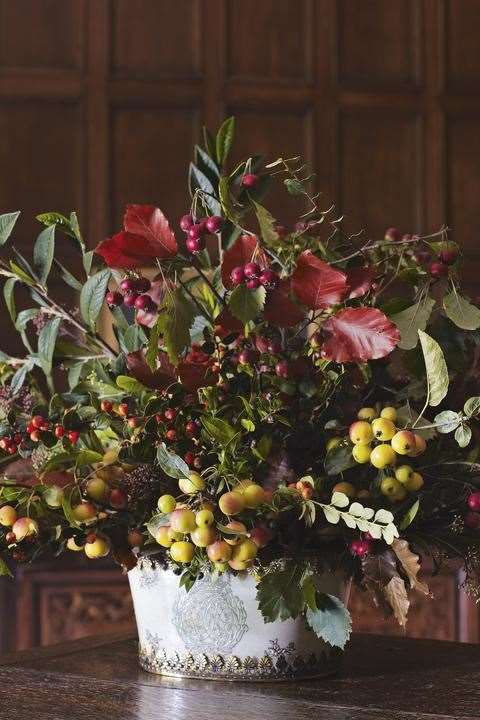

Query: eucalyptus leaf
[[0, 211, 20, 246], [54, 259, 82, 291], [391, 296, 435, 350], [33, 225, 55, 285], [80, 268, 111, 328], [418, 330, 449, 407], [37, 317, 61, 375], [443, 291, 480, 331], [399, 499, 420, 530]]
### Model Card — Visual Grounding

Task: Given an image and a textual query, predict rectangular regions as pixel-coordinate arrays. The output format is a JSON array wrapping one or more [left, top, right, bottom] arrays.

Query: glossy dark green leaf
[[216, 116, 235, 166], [33, 225, 55, 285], [80, 268, 111, 328]]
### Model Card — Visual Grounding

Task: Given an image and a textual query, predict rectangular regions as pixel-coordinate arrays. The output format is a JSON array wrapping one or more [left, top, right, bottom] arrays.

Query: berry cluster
[[179, 214, 223, 254], [230, 262, 279, 290], [26, 414, 79, 444], [384, 226, 459, 279], [105, 275, 155, 312]]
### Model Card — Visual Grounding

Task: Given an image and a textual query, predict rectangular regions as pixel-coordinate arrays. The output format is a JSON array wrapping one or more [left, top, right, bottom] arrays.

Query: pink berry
[[134, 294, 154, 311], [180, 214, 194, 232], [275, 360, 289, 378], [185, 421, 199, 437], [238, 349, 257, 365], [188, 224, 204, 240], [385, 227, 401, 242], [467, 492, 480, 512], [205, 216, 223, 234], [105, 291, 123, 306], [246, 277, 260, 290], [243, 262, 260, 279], [123, 292, 139, 307], [429, 260, 449, 278], [230, 266, 245, 285], [350, 539, 372, 557], [241, 173, 259, 188], [465, 512, 480, 530], [164, 408, 177, 421], [258, 269, 279, 288], [186, 236, 204, 254], [120, 278, 136, 292]]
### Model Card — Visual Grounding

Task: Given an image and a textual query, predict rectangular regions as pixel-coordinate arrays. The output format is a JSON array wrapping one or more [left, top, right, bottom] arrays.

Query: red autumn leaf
[[221, 234, 259, 288], [95, 204, 177, 268], [321, 307, 400, 363], [178, 350, 218, 392], [346, 266, 376, 299], [291, 251, 348, 309], [126, 350, 176, 389], [214, 307, 243, 338], [264, 279, 305, 328]]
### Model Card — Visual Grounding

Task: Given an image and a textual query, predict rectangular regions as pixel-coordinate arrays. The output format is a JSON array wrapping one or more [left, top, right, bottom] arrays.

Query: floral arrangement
[[0, 118, 479, 650]]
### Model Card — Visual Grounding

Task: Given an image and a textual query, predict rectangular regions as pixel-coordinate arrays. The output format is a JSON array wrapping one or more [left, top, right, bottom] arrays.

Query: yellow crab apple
[[371, 418, 396, 441], [170, 541, 195, 563], [0, 505, 17, 527], [380, 407, 397, 422], [191, 526, 217, 547], [178, 471, 205, 495], [408, 434, 427, 457], [170, 508, 197, 534], [84, 536, 110, 559], [395, 465, 414, 484], [242, 483, 267, 508], [218, 491, 245, 516], [405, 472, 424, 492], [352, 444, 371, 464], [155, 526, 173, 547], [224, 520, 247, 546], [72, 502, 97, 522], [195, 508, 214, 527], [391, 430, 417, 455], [207, 540, 232, 562], [370, 444, 396, 469], [12, 517, 38, 540], [380, 477, 403, 499], [158, 494, 176, 513], [349, 421, 374, 445], [232, 539, 258, 563], [86, 477, 109, 502], [357, 407, 377, 422]]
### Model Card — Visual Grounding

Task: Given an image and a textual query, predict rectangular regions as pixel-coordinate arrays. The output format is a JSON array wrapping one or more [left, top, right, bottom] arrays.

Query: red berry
[[31, 415, 45, 429], [54, 425, 65, 438], [30, 430, 41, 442], [100, 400, 113, 413], [127, 417, 140, 428], [120, 278, 136, 292], [241, 173, 259, 188], [155, 413, 164, 423], [275, 360, 289, 378], [384, 227, 401, 242], [0, 438, 9, 451], [110, 488, 127, 510], [243, 262, 260, 279], [135, 277, 151, 293], [184, 451, 195, 466], [180, 214, 194, 232], [165, 429, 177, 442], [465, 511, 480, 530], [350, 539, 372, 557], [185, 421, 199, 437], [188, 224, 204, 240], [258, 269, 279, 288], [68, 430, 80, 444], [134, 294, 154, 311], [7, 444, 17, 455], [26, 423, 35, 434], [254, 335, 270, 353], [429, 261, 449, 278], [467, 492, 480, 512], [123, 292, 139, 307], [118, 403, 129, 417], [246, 277, 260, 290], [267, 338, 282, 354], [238, 349, 257, 365], [40, 421, 50, 431], [205, 216, 223, 234], [164, 408, 177, 422], [13, 434, 22, 444], [105, 291, 123, 306], [186, 236, 204, 254], [230, 266, 245, 286], [5, 531, 16, 544]]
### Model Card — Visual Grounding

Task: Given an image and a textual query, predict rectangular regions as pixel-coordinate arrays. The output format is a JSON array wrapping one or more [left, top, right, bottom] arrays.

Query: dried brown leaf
[[384, 575, 410, 627], [392, 539, 430, 596]]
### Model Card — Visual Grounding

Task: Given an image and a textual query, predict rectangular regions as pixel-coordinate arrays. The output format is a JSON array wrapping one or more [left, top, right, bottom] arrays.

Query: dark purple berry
[[188, 224, 204, 240], [120, 278, 136, 293], [186, 236, 204, 254], [135, 277, 151, 293], [134, 294, 154, 311], [123, 292, 139, 307]]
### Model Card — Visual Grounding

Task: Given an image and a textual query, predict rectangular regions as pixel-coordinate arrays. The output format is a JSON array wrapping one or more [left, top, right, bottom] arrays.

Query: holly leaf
[[391, 296, 435, 350], [221, 233, 258, 288], [418, 330, 449, 407], [443, 292, 480, 331], [384, 575, 410, 627], [263, 279, 305, 328], [306, 593, 352, 649], [321, 307, 400, 363], [256, 563, 307, 622], [291, 251, 348, 309], [228, 283, 266, 324], [392, 539, 430, 595], [159, 289, 195, 365]]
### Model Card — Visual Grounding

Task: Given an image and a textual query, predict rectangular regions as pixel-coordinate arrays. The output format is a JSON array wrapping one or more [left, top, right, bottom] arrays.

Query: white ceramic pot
[[128, 559, 350, 681]]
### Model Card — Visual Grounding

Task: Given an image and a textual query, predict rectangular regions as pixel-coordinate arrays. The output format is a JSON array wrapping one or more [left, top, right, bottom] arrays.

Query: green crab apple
[[158, 494, 176, 513], [72, 502, 97, 522], [178, 471, 205, 495], [86, 477, 109, 502]]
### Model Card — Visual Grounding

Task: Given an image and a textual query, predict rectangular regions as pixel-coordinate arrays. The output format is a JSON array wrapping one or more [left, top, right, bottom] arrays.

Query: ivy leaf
[[256, 562, 307, 622], [159, 289, 195, 365], [228, 283, 266, 324], [464, 396, 480, 418], [391, 296, 435, 350], [33, 225, 55, 285], [0, 211, 20, 246], [443, 292, 480, 330], [3, 277, 17, 323], [216, 116, 235, 166], [306, 593, 352, 649], [434, 410, 462, 434], [252, 199, 279, 246], [156, 442, 189, 480], [80, 268, 111, 328], [455, 423, 472, 448], [37, 317, 61, 375], [418, 330, 449, 407]]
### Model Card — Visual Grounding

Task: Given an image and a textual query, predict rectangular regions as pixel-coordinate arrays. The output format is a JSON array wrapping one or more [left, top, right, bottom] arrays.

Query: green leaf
[[75, 449, 103, 467], [252, 200, 279, 247], [37, 317, 61, 375], [9, 261, 35, 286], [146, 315, 161, 371], [306, 593, 352, 650], [443, 292, 480, 331], [0, 556, 12, 577], [434, 409, 462, 434], [391, 297, 435, 350], [284, 178, 305, 196], [399, 499, 420, 530], [159, 289, 195, 365], [146, 512, 170, 538], [218, 176, 242, 225], [464, 396, 480, 417], [10, 362, 32, 395], [0, 211, 20, 246], [418, 330, 449, 407], [455, 423, 472, 448], [80, 268, 111, 328], [3, 277, 17, 323], [201, 416, 237, 444], [228, 283, 266, 324], [216, 116, 235, 166], [241, 418, 256, 432], [15, 308, 38, 331], [189, 164, 221, 215], [54, 259, 83, 291], [33, 225, 55, 285], [325, 443, 356, 475], [156, 442, 190, 480], [116, 375, 147, 395], [256, 562, 307, 622], [121, 324, 147, 353], [36, 211, 74, 236]]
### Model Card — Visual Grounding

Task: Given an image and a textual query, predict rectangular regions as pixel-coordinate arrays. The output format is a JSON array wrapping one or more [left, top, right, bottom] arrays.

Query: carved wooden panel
[[111, 106, 199, 227], [444, 0, 480, 90], [0, 0, 84, 70], [337, 0, 421, 87], [339, 111, 422, 238], [225, 0, 313, 83], [111, 0, 202, 78]]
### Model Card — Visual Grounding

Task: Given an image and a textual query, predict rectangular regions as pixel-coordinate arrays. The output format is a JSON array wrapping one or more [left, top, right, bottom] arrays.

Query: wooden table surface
[[0, 632, 478, 720]]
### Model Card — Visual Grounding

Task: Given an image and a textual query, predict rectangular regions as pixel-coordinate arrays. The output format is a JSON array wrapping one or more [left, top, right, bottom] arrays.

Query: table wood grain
[[0, 632, 478, 720]]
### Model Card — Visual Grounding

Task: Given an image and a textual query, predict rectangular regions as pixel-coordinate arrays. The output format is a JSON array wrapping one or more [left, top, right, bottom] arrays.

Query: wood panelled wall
[[1, 0, 480, 649]]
